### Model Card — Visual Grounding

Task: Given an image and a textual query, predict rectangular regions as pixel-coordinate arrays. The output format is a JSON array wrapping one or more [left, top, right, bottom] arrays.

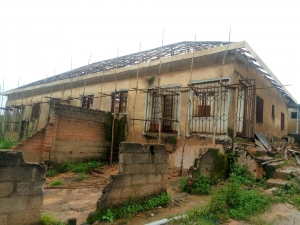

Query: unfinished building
[[1, 41, 297, 168]]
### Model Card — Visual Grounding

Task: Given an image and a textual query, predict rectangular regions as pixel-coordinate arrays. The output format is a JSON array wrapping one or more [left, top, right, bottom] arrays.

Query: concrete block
[[156, 164, 168, 174], [106, 188, 122, 200], [119, 153, 133, 164], [111, 175, 132, 187], [141, 164, 156, 174], [0, 196, 27, 214], [138, 184, 155, 196], [121, 187, 137, 198], [16, 181, 44, 196], [0, 182, 14, 197], [26, 195, 44, 209], [0, 151, 25, 167], [148, 174, 162, 183], [8, 209, 41, 225], [154, 183, 167, 193], [131, 174, 148, 185], [0, 167, 31, 181], [0, 215, 7, 225], [122, 164, 142, 175], [132, 153, 150, 164], [154, 154, 169, 163]]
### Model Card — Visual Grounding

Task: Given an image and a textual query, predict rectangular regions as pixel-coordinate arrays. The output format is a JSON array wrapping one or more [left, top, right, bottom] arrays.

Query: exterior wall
[[96, 142, 168, 211], [0, 151, 46, 225], [288, 108, 300, 134], [234, 53, 289, 138]]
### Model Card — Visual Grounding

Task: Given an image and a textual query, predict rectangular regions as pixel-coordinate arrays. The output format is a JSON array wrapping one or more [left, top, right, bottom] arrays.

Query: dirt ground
[[43, 165, 300, 225]]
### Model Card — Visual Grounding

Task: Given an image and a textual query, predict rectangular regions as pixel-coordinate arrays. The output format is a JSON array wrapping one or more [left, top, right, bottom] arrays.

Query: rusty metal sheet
[[254, 132, 272, 152]]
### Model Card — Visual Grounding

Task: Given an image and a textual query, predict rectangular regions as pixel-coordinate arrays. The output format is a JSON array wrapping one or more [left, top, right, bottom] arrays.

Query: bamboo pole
[[157, 28, 164, 144], [132, 43, 141, 142], [82, 53, 92, 97], [110, 49, 119, 165], [180, 34, 196, 176], [70, 57, 73, 101], [212, 27, 231, 147], [99, 63, 105, 110]]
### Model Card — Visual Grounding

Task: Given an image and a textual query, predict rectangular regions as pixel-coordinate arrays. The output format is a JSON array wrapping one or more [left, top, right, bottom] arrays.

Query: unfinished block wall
[[96, 142, 169, 211], [49, 104, 110, 163], [0, 151, 46, 225], [12, 104, 111, 163]]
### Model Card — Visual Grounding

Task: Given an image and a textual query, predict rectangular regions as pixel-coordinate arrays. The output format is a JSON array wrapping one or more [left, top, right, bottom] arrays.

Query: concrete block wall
[[0, 151, 46, 225], [11, 104, 111, 163], [96, 142, 169, 211], [50, 104, 110, 163]]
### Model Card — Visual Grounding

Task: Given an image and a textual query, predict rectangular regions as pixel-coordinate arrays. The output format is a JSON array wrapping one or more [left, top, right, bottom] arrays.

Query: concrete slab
[[266, 178, 288, 187]]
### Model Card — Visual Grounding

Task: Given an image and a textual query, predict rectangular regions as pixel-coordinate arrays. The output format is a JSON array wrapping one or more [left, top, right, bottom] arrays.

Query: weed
[[40, 213, 65, 225], [0, 138, 17, 149], [102, 209, 115, 222], [229, 155, 255, 186], [46, 169, 58, 178], [87, 192, 171, 223], [74, 173, 89, 182], [49, 180, 64, 187], [179, 174, 213, 195]]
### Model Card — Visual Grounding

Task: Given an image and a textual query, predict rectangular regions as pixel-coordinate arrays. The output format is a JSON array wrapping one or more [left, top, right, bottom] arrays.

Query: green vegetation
[[87, 192, 171, 223], [74, 173, 89, 182], [180, 174, 213, 195], [40, 213, 65, 225], [273, 182, 300, 208], [0, 138, 16, 149], [46, 160, 104, 177], [164, 136, 177, 145], [49, 180, 64, 187]]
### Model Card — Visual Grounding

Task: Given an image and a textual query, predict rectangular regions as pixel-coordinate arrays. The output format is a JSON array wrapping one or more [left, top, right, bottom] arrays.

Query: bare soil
[[43, 165, 300, 225]]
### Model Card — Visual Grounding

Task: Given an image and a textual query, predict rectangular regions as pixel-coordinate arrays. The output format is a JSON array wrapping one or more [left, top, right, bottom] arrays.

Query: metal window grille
[[82, 95, 93, 109], [189, 80, 229, 134], [145, 87, 180, 134], [256, 96, 264, 123], [236, 79, 256, 138], [281, 112, 285, 130], [13, 107, 23, 132], [31, 104, 41, 119], [111, 92, 128, 113]]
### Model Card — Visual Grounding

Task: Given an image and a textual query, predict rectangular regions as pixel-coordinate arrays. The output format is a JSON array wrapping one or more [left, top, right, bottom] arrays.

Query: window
[[13, 107, 23, 131], [82, 95, 93, 109], [256, 96, 263, 123], [281, 112, 285, 130], [145, 87, 180, 134], [31, 103, 40, 119], [291, 112, 297, 119], [111, 92, 128, 113], [189, 80, 229, 134], [272, 105, 275, 120]]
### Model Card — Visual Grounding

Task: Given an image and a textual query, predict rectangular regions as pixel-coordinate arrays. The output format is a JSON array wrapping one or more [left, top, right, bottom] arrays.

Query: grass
[[40, 213, 65, 225], [74, 173, 89, 182], [180, 174, 213, 195], [87, 192, 171, 223], [46, 160, 105, 177], [49, 180, 64, 187], [0, 138, 17, 149]]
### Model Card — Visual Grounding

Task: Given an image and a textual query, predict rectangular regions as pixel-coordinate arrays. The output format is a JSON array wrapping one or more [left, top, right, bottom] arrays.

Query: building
[[1, 41, 297, 168]]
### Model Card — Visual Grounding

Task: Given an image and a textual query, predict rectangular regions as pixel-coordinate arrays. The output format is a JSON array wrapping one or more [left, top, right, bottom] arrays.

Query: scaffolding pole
[[157, 28, 164, 144], [180, 34, 196, 176], [132, 43, 141, 142]]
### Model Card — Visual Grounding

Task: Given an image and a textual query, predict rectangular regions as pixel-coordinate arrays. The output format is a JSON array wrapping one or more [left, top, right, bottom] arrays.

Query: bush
[[49, 180, 64, 187], [40, 213, 65, 225], [74, 173, 89, 182], [179, 174, 213, 195]]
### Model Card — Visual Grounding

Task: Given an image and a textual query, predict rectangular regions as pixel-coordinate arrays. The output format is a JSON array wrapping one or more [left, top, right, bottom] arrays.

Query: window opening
[[82, 95, 93, 109], [189, 80, 229, 134], [291, 112, 297, 119], [145, 87, 180, 134], [272, 105, 275, 120], [281, 112, 285, 130], [31, 104, 41, 120], [256, 96, 263, 123], [111, 92, 128, 113]]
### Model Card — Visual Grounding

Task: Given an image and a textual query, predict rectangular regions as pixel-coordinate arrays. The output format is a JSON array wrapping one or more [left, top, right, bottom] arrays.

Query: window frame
[[291, 112, 297, 119], [82, 95, 94, 109], [31, 103, 41, 120], [111, 91, 128, 113], [281, 112, 285, 130]]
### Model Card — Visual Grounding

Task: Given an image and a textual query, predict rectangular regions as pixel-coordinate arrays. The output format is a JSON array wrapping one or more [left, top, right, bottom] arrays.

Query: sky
[[0, 0, 300, 103]]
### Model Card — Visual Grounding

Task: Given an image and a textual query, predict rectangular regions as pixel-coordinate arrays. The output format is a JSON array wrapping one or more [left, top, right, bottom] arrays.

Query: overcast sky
[[0, 0, 299, 103]]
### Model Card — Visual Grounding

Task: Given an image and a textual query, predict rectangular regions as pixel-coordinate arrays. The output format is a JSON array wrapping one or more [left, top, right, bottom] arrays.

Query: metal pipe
[[145, 215, 186, 225]]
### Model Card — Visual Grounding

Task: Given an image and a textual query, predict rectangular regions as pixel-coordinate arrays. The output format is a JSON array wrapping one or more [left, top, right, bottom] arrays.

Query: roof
[[3, 41, 297, 104]]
